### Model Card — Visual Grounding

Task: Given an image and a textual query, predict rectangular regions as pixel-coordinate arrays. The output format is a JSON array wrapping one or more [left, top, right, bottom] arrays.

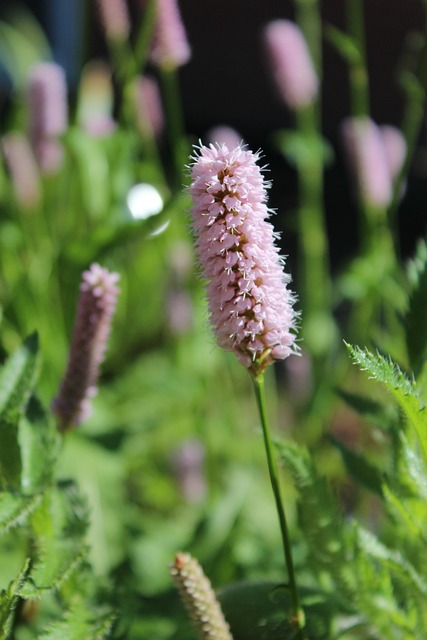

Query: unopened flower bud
[[205, 126, 243, 150], [170, 552, 233, 640]]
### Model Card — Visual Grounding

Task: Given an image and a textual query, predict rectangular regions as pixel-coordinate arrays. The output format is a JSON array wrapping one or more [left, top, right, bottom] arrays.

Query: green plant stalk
[[160, 68, 188, 189], [345, 0, 369, 118], [252, 373, 306, 638], [134, 0, 157, 71], [295, 106, 332, 334], [293, 0, 322, 75]]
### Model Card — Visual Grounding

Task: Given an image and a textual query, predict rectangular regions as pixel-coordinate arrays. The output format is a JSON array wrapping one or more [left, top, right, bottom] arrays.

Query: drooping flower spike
[[52, 263, 120, 431], [189, 143, 298, 377]]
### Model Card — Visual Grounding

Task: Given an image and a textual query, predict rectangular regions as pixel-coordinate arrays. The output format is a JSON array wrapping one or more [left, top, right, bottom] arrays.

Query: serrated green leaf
[[0, 491, 43, 534], [277, 441, 355, 596], [346, 344, 427, 463], [0, 560, 30, 640], [17, 485, 89, 598], [19, 396, 58, 492], [38, 601, 115, 640], [405, 239, 427, 375], [357, 527, 427, 599], [0, 332, 40, 422], [0, 417, 21, 489]]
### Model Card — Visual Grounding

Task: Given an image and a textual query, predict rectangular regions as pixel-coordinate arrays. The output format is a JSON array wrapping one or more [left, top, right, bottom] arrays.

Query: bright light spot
[[127, 183, 163, 220]]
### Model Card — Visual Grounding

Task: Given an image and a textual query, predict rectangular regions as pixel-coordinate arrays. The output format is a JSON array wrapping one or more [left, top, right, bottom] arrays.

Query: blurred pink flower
[[263, 19, 319, 110], [205, 125, 243, 150], [341, 117, 398, 209], [379, 125, 406, 181], [150, 0, 191, 70], [27, 62, 68, 173], [189, 143, 298, 376], [171, 439, 206, 503], [96, 0, 130, 40], [135, 75, 164, 137], [52, 264, 120, 431], [1, 132, 40, 208]]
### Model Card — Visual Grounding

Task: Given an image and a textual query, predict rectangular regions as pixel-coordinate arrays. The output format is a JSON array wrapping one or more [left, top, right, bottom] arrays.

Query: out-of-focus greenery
[[0, 2, 427, 639]]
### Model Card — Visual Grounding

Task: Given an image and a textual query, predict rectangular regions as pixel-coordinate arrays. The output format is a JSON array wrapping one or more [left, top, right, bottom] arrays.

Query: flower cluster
[[52, 263, 120, 431], [189, 143, 297, 376]]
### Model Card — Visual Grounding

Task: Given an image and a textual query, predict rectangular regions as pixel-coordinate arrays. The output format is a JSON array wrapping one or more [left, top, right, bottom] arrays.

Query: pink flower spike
[[150, 0, 191, 70], [52, 264, 120, 432], [189, 143, 298, 376], [263, 19, 319, 110], [341, 117, 393, 209]]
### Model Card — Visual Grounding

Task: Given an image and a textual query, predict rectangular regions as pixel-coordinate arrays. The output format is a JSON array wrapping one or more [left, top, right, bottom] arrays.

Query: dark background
[[1, 0, 426, 267]]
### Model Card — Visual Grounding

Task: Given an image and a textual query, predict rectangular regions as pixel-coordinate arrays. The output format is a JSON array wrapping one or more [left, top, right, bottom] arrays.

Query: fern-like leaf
[[346, 344, 427, 463], [0, 491, 43, 535], [0, 560, 30, 640], [38, 600, 115, 640]]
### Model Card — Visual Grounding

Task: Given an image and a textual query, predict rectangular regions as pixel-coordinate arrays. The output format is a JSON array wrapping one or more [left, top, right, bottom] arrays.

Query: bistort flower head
[[189, 143, 298, 377], [52, 263, 120, 431], [263, 19, 319, 110]]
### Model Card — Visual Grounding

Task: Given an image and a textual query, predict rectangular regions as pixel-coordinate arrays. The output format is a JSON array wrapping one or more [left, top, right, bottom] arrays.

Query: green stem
[[345, 0, 369, 117], [160, 68, 188, 189], [252, 374, 306, 638]]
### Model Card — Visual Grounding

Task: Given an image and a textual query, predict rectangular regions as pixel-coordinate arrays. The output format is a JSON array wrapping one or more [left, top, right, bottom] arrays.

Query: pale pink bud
[[379, 125, 406, 181], [189, 143, 298, 376], [205, 125, 243, 150], [27, 62, 68, 173], [341, 117, 393, 209], [96, 0, 130, 40], [52, 264, 120, 431], [170, 552, 233, 640], [1, 132, 40, 208], [134, 75, 164, 138], [263, 19, 319, 110], [166, 290, 193, 335], [150, 0, 191, 70]]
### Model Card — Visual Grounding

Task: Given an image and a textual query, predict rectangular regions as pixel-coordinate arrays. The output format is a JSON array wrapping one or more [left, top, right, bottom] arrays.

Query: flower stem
[[252, 373, 306, 638]]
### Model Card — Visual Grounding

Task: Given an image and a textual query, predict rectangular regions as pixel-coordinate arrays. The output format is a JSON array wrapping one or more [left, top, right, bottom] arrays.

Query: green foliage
[[405, 239, 427, 376]]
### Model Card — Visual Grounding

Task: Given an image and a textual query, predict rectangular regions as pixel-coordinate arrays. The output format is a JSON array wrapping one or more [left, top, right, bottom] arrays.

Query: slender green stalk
[[160, 68, 188, 188], [252, 373, 306, 638], [345, 0, 369, 117]]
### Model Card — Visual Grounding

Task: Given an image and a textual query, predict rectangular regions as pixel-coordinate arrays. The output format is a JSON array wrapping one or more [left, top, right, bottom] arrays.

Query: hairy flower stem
[[252, 374, 306, 639]]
